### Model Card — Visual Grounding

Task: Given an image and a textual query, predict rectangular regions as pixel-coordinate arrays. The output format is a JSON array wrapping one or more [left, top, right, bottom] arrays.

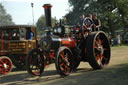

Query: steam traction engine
[[0, 25, 37, 74], [26, 4, 111, 76]]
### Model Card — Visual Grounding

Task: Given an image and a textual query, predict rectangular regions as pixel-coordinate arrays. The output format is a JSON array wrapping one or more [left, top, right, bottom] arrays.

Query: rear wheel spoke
[[95, 35, 109, 66], [102, 55, 108, 61], [99, 39, 103, 45], [95, 40, 99, 46]]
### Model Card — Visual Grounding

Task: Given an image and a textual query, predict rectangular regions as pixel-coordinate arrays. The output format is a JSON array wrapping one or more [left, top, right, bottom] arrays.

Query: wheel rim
[[28, 50, 44, 76], [94, 34, 110, 67], [0, 57, 12, 74], [57, 48, 72, 76]]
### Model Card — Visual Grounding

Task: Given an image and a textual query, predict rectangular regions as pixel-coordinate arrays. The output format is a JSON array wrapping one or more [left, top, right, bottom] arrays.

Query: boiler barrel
[[40, 36, 76, 51]]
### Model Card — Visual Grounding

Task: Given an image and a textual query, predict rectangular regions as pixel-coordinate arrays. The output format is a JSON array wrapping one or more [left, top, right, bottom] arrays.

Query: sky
[[0, 0, 69, 25]]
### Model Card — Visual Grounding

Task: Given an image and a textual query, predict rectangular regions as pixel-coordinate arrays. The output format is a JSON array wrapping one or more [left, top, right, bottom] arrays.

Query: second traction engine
[[25, 4, 111, 77]]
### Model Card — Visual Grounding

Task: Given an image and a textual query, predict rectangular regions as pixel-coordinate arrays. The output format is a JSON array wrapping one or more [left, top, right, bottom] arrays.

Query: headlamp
[[57, 27, 62, 33]]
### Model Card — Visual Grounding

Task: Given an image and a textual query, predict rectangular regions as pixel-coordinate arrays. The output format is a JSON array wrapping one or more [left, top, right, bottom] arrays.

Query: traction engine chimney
[[43, 4, 52, 27]]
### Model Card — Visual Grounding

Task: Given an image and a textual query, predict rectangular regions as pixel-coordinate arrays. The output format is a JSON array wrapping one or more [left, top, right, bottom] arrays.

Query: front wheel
[[0, 56, 12, 74], [25, 48, 44, 76], [86, 31, 111, 69], [55, 46, 73, 76]]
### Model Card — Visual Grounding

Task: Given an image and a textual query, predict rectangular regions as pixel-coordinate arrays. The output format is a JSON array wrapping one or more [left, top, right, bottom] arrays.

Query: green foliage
[[66, 0, 128, 37], [36, 14, 56, 35], [0, 3, 14, 26], [36, 15, 45, 30]]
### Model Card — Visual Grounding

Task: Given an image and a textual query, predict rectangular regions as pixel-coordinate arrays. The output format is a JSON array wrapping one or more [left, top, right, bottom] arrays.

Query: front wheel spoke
[[59, 56, 64, 63], [60, 63, 64, 71], [4, 60, 8, 64], [60, 63, 64, 67], [65, 58, 69, 64], [2, 67, 6, 73], [6, 65, 9, 68], [1, 61, 4, 65], [60, 66, 64, 71], [65, 53, 69, 60], [60, 52, 65, 60], [61, 63, 66, 71], [5, 68, 8, 72]]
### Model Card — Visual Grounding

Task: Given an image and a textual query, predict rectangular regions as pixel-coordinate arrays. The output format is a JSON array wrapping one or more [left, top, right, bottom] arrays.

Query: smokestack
[[43, 4, 52, 27]]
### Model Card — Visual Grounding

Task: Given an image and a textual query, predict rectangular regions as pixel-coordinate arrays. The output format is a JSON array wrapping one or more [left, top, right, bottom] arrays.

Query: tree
[[36, 15, 56, 35], [116, 0, 128, 40], [36, 15, 45, 30], [66, 0, 93, 25], [0, 3, 14, 26], [66, 0, 128, 38]]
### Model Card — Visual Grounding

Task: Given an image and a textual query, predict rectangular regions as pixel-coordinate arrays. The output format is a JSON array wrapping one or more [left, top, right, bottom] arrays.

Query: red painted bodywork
[[61, 37, 76, 48]]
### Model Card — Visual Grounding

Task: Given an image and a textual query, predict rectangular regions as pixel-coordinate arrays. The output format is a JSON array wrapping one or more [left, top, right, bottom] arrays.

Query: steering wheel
[[81, 17, 93, 38]]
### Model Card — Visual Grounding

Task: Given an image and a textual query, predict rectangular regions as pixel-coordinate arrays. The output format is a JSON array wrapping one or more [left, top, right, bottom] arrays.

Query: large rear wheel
[[25, 48, 44, 76], [55, 46, 73, 76], [86, 31, 111, 69]]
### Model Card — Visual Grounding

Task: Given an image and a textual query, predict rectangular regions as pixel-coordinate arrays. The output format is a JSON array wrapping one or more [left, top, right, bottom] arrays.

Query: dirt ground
[[0, 45, 128, 85]]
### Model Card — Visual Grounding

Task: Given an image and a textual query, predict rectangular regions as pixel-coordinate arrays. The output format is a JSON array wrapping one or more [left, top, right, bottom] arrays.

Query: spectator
[[92, 13, 101, 31], [79, 14, 85, 26], [117, 34, 121, 46], [87, 14, 93, 20], [26, 29, 34, 40]]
